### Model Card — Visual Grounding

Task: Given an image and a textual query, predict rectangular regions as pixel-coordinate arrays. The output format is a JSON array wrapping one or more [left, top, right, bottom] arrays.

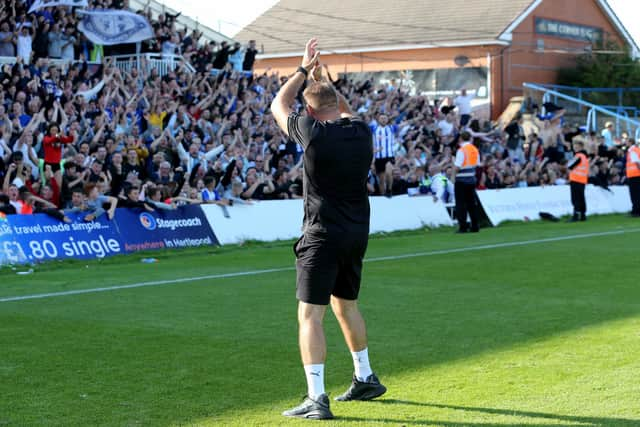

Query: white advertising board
[[477, 185, 632, 225], [202, 195, 453, 245]]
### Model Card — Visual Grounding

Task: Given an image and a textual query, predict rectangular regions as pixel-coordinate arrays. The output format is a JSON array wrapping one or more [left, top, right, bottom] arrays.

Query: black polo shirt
[[287, 113, 373, 234]]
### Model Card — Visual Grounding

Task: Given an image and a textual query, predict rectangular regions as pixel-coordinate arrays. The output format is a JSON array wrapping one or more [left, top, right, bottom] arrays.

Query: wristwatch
[[296, 66, 308, 78]]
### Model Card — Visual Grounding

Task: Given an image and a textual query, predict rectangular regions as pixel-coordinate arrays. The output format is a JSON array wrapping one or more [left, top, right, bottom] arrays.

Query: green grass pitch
[[1, 215, 639, 426]]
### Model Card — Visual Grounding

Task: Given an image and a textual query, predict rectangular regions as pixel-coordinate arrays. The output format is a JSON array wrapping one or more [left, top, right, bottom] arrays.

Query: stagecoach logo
[[139, 213, 157, 231], [0, 213, 12, 236]]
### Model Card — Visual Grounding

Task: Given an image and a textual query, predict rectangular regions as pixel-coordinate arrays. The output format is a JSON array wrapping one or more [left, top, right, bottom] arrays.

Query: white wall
[[202, 195, 453, 245], [476, 185, 632, 225]]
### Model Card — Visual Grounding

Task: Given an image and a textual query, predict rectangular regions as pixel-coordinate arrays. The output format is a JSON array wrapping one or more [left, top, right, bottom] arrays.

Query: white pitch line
[[1, 228, 638, 304]]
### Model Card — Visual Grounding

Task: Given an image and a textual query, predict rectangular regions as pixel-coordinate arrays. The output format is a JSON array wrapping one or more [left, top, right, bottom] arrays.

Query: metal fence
[[524, 82, 640, 141], [106, 53, 195, 76]]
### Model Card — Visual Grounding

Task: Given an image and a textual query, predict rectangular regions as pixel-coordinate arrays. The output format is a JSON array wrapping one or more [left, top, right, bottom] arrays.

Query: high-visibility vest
[[626, 145, 640, 178], [457, 143, 479, 178], [569, 153, 589, 184]]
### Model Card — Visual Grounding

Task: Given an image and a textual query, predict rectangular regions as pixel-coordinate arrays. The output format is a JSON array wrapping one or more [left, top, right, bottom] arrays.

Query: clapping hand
[[301, 38, 320, 72], [310, 63, 322, 82]]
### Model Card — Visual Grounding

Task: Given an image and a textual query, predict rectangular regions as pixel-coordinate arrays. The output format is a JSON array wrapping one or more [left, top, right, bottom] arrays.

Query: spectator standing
[[626, 139, 640, 217], [32, 18, 50, 60], [453, 132, 480, 233], [242, 40, 258, 71], [16, 25, 33, 62], [567, 140, 589, 222], [228, 42, 244, 71], [0, 22, 14, 57], [213, 41, 230, 69], [371, 113, 397, 197], [505, 113, 525, 164], [47, 23, 64, 59], [601, 121, 615, 153], [454, 88, 474, 127], [43, 123, 74, 172], [60, 24, 76, 61]]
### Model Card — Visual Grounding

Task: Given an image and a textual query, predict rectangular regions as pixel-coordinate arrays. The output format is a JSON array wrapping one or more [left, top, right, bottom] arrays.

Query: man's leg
[[376, 172, 386, 195], [283, 236, 335, 420], [569, 182, 580, 221], [384, 161, 394, 197], [283, 302, 334, 419], [465, 184, 480, 232], [454, 181, 468, 232], [577, 183, 587, 220], [298, 301, 328, 398], [331, 296, 368, 364], [331, 296, 386, 401]]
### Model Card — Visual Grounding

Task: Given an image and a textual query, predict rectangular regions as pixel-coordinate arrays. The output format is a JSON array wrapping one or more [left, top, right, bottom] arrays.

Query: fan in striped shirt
[[370, 114, 398, 197]]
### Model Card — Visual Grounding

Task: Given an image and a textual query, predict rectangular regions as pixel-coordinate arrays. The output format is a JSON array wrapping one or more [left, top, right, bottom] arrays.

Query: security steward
[[453, 131, 480, 233], [626, 138, 640, 217], [567, 140, 590, 222]]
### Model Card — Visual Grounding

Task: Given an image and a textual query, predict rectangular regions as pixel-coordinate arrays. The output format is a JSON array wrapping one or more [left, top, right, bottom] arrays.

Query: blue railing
[[523, 82, 640, 141], [536, 84, 640, 107]]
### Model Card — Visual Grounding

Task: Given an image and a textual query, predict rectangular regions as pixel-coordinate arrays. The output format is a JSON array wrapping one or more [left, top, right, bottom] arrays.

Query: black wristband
[[296, 66, 308, 78]]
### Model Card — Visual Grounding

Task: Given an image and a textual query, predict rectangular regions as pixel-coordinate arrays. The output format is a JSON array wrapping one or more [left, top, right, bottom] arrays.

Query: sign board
[[535, 17, 603, 43]]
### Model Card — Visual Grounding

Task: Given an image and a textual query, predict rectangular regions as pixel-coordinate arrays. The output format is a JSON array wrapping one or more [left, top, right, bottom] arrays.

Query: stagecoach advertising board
[[0, 205, 218, 265]]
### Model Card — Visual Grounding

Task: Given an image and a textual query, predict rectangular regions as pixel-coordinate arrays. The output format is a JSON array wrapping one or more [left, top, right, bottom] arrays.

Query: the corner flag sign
[[78, 9, 153, 45]]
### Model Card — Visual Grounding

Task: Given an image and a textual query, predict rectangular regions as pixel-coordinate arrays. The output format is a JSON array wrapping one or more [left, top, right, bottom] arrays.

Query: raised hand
[[311, 63, 322, 82], [301, 38, 320, 71]]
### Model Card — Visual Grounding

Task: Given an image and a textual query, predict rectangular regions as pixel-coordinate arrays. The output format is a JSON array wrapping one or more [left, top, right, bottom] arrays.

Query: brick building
[[236, 0, 638, 118]]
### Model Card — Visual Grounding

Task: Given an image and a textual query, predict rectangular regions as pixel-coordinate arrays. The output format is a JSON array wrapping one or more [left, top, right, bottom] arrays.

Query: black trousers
[[454, 181, 479, 231], [629, 177, 640, 215], [570, 181, 586, 216]]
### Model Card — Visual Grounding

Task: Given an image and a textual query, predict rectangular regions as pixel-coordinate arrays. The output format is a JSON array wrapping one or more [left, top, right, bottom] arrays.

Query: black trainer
[[282, 394, 334, 420], [335, 373, 387, 401]]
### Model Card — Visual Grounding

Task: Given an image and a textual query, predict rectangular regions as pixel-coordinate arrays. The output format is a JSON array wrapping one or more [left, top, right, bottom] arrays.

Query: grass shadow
[[343, 399, 640, 427]]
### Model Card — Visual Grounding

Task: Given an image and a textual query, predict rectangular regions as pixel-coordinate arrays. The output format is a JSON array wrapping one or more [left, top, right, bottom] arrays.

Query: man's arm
[[271, 38, 319, 136]]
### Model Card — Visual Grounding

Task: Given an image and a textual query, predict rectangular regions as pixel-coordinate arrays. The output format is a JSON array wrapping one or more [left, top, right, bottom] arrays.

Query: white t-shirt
[[438, 119, 454, 137], [454, 94, 474, 115], [601, 128, 614, 148], [630, 147, 640, 163], [17, 34, 32, 61]]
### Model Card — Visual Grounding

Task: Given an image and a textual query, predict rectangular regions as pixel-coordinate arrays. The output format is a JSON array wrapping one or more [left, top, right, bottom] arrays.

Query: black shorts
[[294, 231, 368, 305], [374, 157, 394, 174], [45, 162, 61, 173]]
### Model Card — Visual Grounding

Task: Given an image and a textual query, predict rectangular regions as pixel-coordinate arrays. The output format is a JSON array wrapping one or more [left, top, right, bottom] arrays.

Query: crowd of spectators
[[0, 0, 635, 220]]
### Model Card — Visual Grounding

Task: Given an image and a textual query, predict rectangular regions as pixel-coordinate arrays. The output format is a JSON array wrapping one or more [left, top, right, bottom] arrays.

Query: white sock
[[352, 348, 373, 381], [303, 364, 325, 399]]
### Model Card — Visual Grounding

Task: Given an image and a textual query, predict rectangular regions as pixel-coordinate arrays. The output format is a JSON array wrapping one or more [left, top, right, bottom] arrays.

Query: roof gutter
[[256, 40, 510, 60]]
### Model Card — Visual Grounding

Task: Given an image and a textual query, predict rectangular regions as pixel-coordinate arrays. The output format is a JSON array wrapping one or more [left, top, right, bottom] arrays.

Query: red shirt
[[43, 134, 74, 164]]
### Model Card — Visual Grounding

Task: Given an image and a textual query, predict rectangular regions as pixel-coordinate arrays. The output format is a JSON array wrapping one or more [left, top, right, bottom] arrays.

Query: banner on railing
[[476, 185, 632, 225], [78, 10, 153, 45], [0, 205, 217, 265], [115, 206, 217, 252], [28, 0, 88, 14]]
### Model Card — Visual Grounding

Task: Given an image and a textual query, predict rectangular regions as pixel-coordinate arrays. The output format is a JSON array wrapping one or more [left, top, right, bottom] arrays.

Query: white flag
[[78, 9, 153, 46], [28, 0, 88, 14]]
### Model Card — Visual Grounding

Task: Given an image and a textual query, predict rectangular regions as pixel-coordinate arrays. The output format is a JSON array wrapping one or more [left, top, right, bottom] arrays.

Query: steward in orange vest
[[567, 141, 590, 222], [626, 140, 640, 217], [453, 132, 480, 233]]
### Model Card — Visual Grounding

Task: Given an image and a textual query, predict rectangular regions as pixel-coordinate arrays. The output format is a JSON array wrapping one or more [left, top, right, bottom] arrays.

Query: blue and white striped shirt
[[371, 124, 397, 159]]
